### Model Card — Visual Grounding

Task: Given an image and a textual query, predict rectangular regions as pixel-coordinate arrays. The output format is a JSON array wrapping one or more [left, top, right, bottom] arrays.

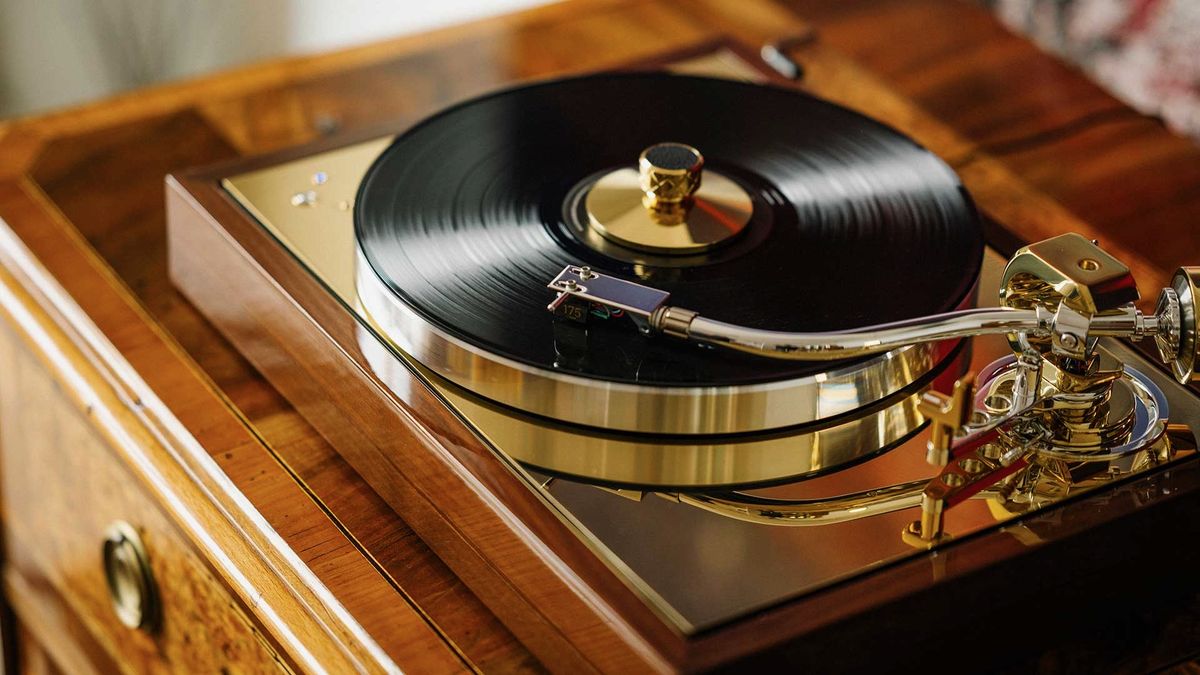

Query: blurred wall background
[[982, 0, 1200, 140], [0, 0, 549, 118]]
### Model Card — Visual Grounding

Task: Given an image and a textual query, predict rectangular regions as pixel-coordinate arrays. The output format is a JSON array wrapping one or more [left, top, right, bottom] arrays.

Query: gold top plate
[[585, 166, 752, 254]]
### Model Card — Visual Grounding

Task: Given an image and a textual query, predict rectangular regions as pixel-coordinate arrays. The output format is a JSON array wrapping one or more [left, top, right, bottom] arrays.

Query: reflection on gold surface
[[220, 50, 1200, 635], [584, 165, 752, 254], [230, 121, 948, 441], [223, 137, 394, 302], [358, 250, 947, 438], [358, 326, 930, 488], [228, 136, 949, 483], [226, 139, 1200, 633]]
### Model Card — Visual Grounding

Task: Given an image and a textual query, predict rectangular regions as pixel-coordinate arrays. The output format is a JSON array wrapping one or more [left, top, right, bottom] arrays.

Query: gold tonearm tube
[[547, 233, 1200, 546]]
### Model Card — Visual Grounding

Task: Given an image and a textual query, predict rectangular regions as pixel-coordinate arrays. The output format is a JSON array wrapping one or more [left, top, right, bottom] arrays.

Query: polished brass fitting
[[638, 142, 704, 224]]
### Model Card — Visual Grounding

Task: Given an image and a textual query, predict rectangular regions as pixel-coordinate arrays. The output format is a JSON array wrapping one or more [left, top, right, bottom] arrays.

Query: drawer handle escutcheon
[[102, 521, 161, 632]]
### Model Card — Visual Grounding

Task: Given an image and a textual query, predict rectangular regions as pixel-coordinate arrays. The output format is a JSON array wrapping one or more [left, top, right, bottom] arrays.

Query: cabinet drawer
[[0, 325, 290, 673]]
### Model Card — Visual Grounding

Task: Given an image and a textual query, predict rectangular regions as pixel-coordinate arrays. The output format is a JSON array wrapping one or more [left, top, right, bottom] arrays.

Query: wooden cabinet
[[0, 228, 467, 671], [1, 0, 1199, 671], [0, 323, 289, 674]]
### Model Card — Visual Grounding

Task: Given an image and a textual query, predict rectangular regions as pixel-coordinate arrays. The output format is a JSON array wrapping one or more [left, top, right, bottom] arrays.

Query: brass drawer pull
[[102, 521, 161, 632]]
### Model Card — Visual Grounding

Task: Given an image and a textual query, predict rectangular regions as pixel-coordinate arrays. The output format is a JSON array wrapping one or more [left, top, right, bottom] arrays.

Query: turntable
[[166, 47, 1200, 672]]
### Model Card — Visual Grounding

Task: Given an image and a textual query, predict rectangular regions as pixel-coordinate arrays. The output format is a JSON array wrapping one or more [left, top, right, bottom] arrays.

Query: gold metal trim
[[356, 253, 946, 435], [223, 132, 955, 446], [221, 69, 954, 436], [1000, 233, 1134, 316], [1166, 267, 1200, 382], [356, 324, 933, 486], [584, 164, 752, 254], [102, 521, 160, 632]]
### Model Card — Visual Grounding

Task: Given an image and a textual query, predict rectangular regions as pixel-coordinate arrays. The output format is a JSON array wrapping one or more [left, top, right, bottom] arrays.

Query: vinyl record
[[355, 72, 983, 434]]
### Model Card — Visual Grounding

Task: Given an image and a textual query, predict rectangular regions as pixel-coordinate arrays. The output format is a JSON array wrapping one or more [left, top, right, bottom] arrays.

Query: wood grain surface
[[0, 228, 472, 672], [0, 320, 291, 674], [792, 0, 1200, 294], [1, 0, 1200, 671]]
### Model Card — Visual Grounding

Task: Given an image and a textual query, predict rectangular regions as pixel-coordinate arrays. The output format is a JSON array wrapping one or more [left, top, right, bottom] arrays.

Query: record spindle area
[[356, 73, 983, 433]]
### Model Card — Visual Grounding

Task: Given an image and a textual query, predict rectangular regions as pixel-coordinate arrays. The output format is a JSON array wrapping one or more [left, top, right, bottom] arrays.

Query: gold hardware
[[979, 354, 1151, 458], [639, 142, 704, 220], [918, 375, 975, 466], [665, 422, 1189, 543], [999, 233, 1137, 316], [675, 479, 931, 525], [582, 143, 753, 255], [102, 521, 160, 632], [1162, 267, 1200, 382], [906, 434, 1031, 547], [219, 132, 1200, 559], [901, 496, 949, 550], [999, 233, 1138, 362]]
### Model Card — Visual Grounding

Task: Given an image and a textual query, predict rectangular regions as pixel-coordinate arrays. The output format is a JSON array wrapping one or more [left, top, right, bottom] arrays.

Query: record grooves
[[355, 72, 983, 434]]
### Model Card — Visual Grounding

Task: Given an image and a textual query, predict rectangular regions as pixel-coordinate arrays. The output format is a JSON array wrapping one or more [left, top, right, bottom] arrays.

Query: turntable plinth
[[2, 0, 1200, 673]]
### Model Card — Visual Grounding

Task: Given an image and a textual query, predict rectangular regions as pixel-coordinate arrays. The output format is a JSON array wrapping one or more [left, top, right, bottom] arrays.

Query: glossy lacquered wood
[[0, 319, 289, 674], [0, 223, 471, 672], [3, 0, 1200, 671], [169, 4, 1200, 675]]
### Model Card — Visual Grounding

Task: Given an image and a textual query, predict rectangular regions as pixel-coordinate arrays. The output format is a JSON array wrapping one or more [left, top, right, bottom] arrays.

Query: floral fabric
[[983, 0, 1200, 140]]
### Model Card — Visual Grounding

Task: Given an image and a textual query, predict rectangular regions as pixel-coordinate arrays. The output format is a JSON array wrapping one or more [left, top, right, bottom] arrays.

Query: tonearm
[[547, 233, 1200, 546]]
